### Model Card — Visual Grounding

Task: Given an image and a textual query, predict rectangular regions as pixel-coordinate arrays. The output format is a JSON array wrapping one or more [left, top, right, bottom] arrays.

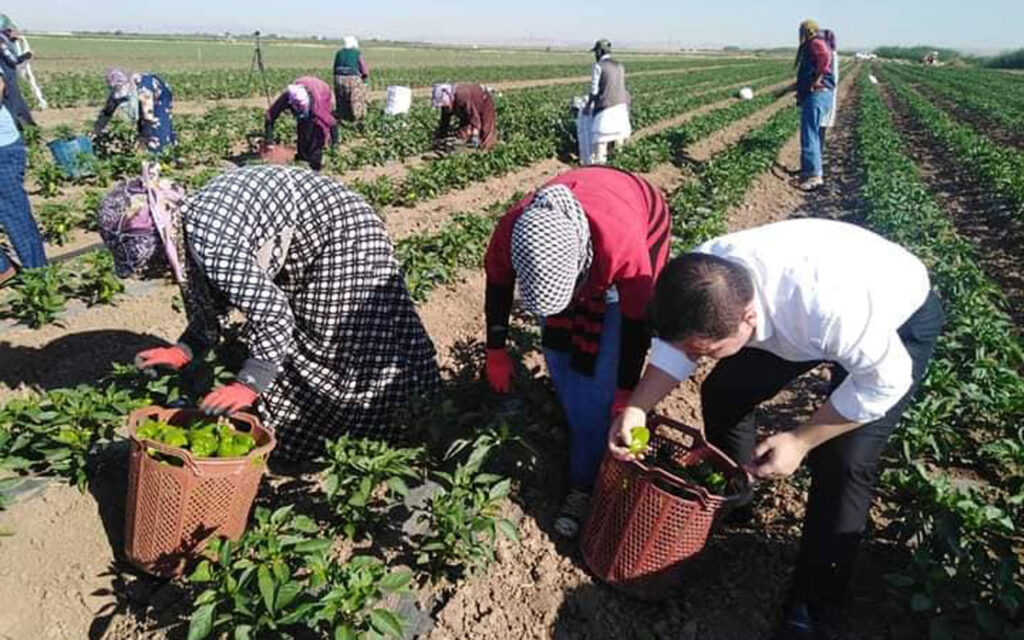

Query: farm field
[[1, 37, 1023, 640]]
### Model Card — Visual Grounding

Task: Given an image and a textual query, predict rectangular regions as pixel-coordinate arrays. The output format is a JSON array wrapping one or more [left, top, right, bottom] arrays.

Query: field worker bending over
[[608, 219, 944, 640], [431, 83, 497, 152], [333, 35, 370, 123], [0, 73, 46, 287], [264, 76, 338, 171], [0, 14, 35, 128], [97, 165, 440, 460], [583, 39, 631, 165], [93, 69, 177, 153], [484, 166, 671, 537]]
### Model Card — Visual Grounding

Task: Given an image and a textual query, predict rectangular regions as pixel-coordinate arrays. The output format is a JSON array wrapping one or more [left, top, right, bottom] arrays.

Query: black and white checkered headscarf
[[511, 184, 593, 317]]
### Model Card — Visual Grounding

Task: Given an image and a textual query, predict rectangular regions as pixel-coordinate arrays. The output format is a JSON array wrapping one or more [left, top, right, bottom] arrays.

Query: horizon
[[8, 1, 1023, 55]]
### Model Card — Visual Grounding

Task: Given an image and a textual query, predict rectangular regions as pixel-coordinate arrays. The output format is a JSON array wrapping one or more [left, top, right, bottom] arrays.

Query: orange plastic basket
[[580, 415, 751, 600], [123, 407, 275, 577]]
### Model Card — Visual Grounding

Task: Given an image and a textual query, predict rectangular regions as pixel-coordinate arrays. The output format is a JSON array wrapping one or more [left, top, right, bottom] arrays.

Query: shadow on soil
[[0, 329, 172, 393]]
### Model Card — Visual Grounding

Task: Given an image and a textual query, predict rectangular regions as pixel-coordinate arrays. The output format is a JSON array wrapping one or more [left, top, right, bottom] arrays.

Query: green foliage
[[873, 45, 966, 63], [319, 435, 422, 539], [186, 505, 410, 640], [72, 250, 125, 306], [0, 384, 143, 489], [984, 48, 1024, 70], [3, 264, 69, 328]]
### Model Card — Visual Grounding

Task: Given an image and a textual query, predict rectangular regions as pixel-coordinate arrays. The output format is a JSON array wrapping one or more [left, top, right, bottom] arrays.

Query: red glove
[[201, 382, 258, 416], [485, 348, 514, 394], [611, 388, 632, 417], [135, 346, 191, 372]]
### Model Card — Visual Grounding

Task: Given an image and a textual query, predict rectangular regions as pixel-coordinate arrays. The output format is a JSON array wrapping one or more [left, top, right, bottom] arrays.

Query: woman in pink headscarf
[[264, 76, 338, 171]]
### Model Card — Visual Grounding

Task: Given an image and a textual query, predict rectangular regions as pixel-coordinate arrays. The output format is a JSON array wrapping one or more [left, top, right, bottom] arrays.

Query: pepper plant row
[[852, 70, 1023, 639]]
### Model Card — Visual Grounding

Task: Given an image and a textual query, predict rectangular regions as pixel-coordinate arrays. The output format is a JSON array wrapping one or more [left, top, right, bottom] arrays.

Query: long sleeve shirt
[[485, 167, 671, 390], [649, 218, 931, 423]]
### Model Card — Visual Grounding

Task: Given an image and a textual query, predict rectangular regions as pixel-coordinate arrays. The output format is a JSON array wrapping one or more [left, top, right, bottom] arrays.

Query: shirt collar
[[599, 54, 611, 61]]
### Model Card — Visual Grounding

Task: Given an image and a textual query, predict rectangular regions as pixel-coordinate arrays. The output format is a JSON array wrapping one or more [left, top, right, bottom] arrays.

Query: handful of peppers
[[135, 418, 257, 459]]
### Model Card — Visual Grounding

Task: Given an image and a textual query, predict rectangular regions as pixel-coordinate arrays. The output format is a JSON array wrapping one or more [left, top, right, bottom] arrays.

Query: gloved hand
[[611, 388, 632, 417], [484, 348, 514, 394], [200, 382, 258, 416], [135, 346, 191, 372], [608, 406, 647, 462]]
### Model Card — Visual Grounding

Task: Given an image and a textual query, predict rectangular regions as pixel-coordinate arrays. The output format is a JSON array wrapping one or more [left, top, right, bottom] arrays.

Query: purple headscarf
[[98, 164, 186, 280], [821, 29, 837, 52], [286, 84, 311, 114], [432, 83, 454, 109]]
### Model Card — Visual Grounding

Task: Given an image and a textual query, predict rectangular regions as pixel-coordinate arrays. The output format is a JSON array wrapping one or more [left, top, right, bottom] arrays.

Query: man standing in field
[[0, 14, 35, 128], [608, 219, 944, 639], [583, 39, 631, 165]]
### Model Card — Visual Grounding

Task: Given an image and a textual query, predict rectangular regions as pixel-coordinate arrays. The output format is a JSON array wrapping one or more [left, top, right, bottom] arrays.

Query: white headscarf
[[343, 36, 359, 50]]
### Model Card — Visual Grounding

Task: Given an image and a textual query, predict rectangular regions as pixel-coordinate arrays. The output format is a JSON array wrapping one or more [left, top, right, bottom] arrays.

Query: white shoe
[[554, 489, 590, 538], [799, 176, 824, 191]]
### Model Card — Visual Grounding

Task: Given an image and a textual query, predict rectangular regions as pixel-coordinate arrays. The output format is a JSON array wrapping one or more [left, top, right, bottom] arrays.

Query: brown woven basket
[[123, 407, 275, 577], [580, 415, 751, 600]]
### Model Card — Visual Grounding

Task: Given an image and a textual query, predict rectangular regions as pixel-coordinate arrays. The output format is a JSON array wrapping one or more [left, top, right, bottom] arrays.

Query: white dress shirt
[[650, 219, 931, 423]]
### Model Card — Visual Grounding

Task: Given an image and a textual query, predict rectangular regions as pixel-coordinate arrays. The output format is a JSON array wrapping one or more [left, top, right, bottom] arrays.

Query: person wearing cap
[[333, 36, 370, 123], [584, 39, 631, 165], [96, 164, 440, 460], [483, 166, 671, 537], [608, 218, 944, 639], [0, 71, 46, 287], [776, 20, 836, 191], [264, 76, 338, 171], [431, 83, 497, 151], [93, 69, 177, 153], [0, 14, 35, 128]]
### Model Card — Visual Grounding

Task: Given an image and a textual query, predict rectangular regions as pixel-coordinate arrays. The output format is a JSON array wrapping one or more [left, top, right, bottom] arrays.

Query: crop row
[[33, 58, 758, 108], [853, 70, 1023, 639], [881, 71, 1024, 220]]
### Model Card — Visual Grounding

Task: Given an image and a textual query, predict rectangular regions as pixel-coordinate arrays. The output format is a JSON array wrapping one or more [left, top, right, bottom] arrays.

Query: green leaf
[[293, 539, 333, 554], [233, 625, 253, 640], [189, 560, 213, 583], [187, 603, 216, 640], [258, 564, 276, 614], [369, 609, 405, 638], [911, 593, 933, 613], [489, 478, 511, 500], [387, 476, 410, 498], [275, 581, 302, 611], [270, 504, 294, 525], [378, 570, 412, 593], [335, 625, 358, 640], [497, 518, 519, 542], [291, 515, 319, 533]]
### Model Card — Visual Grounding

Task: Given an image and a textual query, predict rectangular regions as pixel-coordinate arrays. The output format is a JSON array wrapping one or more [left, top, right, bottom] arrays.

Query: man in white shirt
[[607, 219, 944, 640]]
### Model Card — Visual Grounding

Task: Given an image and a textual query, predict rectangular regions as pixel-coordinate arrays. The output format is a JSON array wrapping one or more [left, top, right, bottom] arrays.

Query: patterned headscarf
[[343, 35, 359, 49], [799, 19, 819, 43], [287, 84, 311, 115], [511, 184, 593, 317], [821, 29, 837, 52], [98, 164, 186, 280], [432, 83, 454, 108]]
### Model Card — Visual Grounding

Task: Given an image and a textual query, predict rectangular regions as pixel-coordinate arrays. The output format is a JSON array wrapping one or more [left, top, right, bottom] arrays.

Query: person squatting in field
[[0, 72, 46, 287], [93, 69, 178, 153], [776, 19, 836, 191], [608, 219, 944, 640], [264, 76, 339, 171], [332, 35, 370, 123], [96, 164, 440, 460], [431, 82, 498, 152], [581, 38, 631, 165], [483, 166, 671, 537]]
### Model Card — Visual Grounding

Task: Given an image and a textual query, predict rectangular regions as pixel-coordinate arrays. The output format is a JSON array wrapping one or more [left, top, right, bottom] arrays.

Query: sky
[[11, 0, 1024, 53]]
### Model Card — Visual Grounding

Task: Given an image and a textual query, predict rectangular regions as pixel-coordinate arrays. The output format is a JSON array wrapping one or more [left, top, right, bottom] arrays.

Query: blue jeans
[[0, 141, 46, 272], [800, 90, 833, 179], [543, 302, 621, 491]]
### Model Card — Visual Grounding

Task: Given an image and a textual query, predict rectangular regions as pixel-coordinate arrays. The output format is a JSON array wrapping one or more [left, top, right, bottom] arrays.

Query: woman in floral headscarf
[[97, 164, 440, 460], [93, 69, 177, 153], [264, 76, 338, 171], [431, 83, 497, 151]]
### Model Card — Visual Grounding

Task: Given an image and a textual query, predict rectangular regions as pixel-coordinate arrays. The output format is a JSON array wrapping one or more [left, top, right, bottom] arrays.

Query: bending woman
[[265, 77, 338, 171], [97, 165, 440, 459], [93, 69, 177, 153]]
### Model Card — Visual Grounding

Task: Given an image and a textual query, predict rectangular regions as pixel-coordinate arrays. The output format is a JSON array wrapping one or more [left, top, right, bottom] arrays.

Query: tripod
[[247, 30, 272, 109]]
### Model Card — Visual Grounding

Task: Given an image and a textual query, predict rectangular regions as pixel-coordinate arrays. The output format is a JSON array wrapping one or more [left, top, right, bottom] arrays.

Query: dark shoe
[[773, 602, 842, 640], [720, 502, 754, 528]]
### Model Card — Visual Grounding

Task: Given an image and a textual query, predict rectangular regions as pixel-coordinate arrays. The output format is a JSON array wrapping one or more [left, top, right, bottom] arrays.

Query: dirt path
[[31, 64, 763, 129], [882, 83, 1024, 328]]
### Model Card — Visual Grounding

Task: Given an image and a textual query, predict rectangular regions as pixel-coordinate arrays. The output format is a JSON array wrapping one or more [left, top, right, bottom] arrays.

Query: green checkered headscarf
[[0, 15, 15, 32]]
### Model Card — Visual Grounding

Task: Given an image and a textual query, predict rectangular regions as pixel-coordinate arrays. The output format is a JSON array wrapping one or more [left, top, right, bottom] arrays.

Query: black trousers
[[701, 291, 944, 605]]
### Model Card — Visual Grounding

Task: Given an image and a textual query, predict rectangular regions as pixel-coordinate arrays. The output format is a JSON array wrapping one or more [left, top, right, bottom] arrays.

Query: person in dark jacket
[[431, 83, 498, 151], [0, 15, 35, 129], [264, 77, 338, 171], [333, 36, 369, 123]]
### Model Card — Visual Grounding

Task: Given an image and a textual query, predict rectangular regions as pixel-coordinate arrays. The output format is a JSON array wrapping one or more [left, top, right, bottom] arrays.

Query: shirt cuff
[[236, 358, 280, 394], [649, 338, 697, 382], [828, 375, 910, 424]]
